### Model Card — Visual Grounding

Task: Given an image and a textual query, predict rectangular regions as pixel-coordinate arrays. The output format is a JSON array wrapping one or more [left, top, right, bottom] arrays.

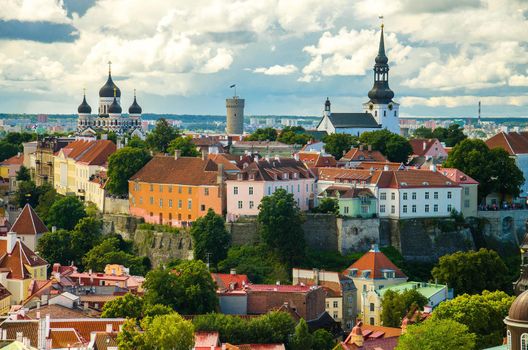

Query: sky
[[1, 0, 528, 118]]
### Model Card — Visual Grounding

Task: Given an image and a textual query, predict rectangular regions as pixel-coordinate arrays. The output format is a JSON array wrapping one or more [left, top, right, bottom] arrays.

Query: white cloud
[[509, 74, 528, 87], [253, 64, 298, 75], [0, 0, 69, 23], [402, 95, 528, 108]]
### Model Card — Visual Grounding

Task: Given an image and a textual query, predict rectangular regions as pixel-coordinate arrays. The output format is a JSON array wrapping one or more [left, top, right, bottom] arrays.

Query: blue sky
[[1, 0, 528, 119]]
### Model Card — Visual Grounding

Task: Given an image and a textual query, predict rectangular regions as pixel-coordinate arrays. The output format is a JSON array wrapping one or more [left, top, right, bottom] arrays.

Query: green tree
[[71, 217, 103, 254], [278, 127, 313, 145], [5, 132, 34, 147], [106, 147, 152, 196], [322, 133, 357, 159], [312, 329, 335, 350], [47, 196, 86, 230], [443, 124, 467, 147], [37, 229, 76, 266], [146, 118, 179, 153], [190, 209, 231, 267], [489, 147, 525, 201], [127, 135, 147, 149], [143, 260, 218, 314], [432, 290, 514, 349], [13, 180, 40, 207], [116, 319, 145, 350], [0, 141, 19, 162], [381, 289, 428, 327], [167, 136, 200, 157], [142, 304, 174, 318], [359, 129, 412, 162], [218, 244, 289, 284], [413, 126, 434, 139], [101, 293, 144, 319], [431, 248, 509, 295], [82, 237, 149, 275], [258, 189, 305, 266], [290, 319, 312, 350], [246, 127, 278, 141], [140, 313, 194, 350], [15, 165, 30, 182], [313, 197, 339, 214], [35, 184, 61, 223], [396, 319, 476, 350]]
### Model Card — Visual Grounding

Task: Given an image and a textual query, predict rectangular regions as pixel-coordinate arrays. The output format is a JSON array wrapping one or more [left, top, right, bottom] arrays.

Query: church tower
[[98, 61, 121, 115], [363, 24, 400, 135]]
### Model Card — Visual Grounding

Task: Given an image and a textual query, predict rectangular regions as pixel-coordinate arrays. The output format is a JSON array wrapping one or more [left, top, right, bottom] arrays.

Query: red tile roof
[[0, 240, 47, 279], [409, 138, 442, 157], [211, 273, 250, 291], [11, 204, 48, 236], [233, 158, 313, 182], [245, 284, 316, 293], [341, 148, 387, 162], [1, 154, 24, 165], [486, 131, 528, 155], [438, 167, 479, 185], [316, 168, 383, 185], [377, 169, 459, 189], [343, 247, 406, 280], [298, 152, 337, 168], [49, 319, 125, 343], [59, 140, 116, 166], [49, 328, 84, 348], [208, 154, 241, 171], [130, 155, 221, 185], [354, 162, 404, 171], [194, 331, 220, 347]]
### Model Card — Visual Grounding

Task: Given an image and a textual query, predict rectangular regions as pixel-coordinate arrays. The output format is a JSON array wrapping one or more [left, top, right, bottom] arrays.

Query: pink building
[[409, 138, 448, 159], [226, 157, 315, 222]]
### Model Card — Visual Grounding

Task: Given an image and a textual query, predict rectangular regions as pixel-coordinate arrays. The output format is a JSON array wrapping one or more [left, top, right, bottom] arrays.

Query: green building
[[319, 186, 377, 218]]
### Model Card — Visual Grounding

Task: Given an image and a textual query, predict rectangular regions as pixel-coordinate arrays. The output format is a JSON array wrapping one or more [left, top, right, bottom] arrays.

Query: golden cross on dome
[[113, 87, 117, 98], [83, 87, 86, 96], [134, 88, 136, 98]]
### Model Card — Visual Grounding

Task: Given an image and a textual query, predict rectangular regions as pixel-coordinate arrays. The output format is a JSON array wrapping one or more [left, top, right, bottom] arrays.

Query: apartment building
[[129, 152, 225, 227], [226, 157, 315, 222]]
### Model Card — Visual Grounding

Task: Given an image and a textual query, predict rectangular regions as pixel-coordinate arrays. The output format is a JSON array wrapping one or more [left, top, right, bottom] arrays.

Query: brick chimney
[[6, 231, 17, 253], [174, 149, 181, 160]]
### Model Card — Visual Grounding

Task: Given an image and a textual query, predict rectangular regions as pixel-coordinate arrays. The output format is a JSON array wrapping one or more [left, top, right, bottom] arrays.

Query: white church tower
[[362, 24, 400, 135]]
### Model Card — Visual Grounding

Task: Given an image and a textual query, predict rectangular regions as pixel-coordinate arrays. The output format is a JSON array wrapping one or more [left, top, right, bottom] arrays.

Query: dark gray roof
[[320, 112, 380, 129]]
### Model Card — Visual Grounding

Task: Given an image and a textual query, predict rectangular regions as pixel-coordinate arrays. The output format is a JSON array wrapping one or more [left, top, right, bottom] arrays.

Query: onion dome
[[108, 97, 122, 114], [128, 90, 142, 114], [77, 93, 91, 114], [99, 62, 121, 98], [508, 290, 528, 322]]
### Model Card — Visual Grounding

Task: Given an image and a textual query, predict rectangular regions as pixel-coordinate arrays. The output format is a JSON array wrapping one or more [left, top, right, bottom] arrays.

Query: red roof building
[[340, 147, 387, 165], [408, 138, 447, 158], [10, 204, 48, 251], [297, 151, 337, 169]]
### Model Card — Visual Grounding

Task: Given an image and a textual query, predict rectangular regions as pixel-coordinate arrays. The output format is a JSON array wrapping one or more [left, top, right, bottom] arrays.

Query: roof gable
[[343, 247, 406, 280], [11, 204, 48, 236]]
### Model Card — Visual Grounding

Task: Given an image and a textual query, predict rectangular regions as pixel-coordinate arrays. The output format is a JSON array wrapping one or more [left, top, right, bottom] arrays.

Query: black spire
[[128, 89, 142, 114], [77, 90, 92, 114], [108, 87, 122, 114], [324, 97, 331, 112], [368, 24, 394, 104]]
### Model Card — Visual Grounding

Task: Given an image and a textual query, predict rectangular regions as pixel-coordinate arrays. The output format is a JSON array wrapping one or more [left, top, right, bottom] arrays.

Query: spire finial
[[83, 87, 86, 97], [108, 60, 112, 75], [134, 88, 136, 98]]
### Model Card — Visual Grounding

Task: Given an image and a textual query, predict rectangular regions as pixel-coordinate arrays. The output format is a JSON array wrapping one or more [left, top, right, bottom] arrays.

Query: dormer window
[[283, 173, 289, 180], [237, 173, 244, 181], [293, 172, 298, 179], [249, 173, 255, 180], [382, 269, 395, 279], [348, 268, 358, 277]]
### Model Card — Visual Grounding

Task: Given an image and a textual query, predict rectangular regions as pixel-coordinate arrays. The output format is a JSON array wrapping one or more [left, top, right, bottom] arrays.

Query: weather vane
[[379, 15, 384, 29]]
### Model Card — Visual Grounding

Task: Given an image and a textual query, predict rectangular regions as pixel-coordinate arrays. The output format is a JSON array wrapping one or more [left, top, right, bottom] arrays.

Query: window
[[403, 193, 408, 200], [375, 111, 378, 117], [297, 184, 300, 192], [412, 192, 416, 200], [380, 205, 386, 213], [447, 204, 452, 212], [178, 200, 182, 209], [425, 204, 429, 212], [447, 191, 452, 199], [383, 110, 386, 117], [380, 192, 386, 200], [238, 201, 243, 209], [521, 333, 528, 350], [370, 317, 375, 325], [234, 186, 239, 195], [344, 206, 349, 214], [178, 186, 182, 194], [168, 185, 172, 193], [150, 184, 154, 192], [402, 205, 407, 213], [134, 182, 140, 191], [391, 205, 395, 214], [149, 197, 154, 205], [425, 192, 430, 199], [159, 199, 163, 208], [333, 312, 338, 319], [464, 187, 470, 195], [434, 204, 438, 212], [434, 192, 438, 199], [370, 303, 375, 312], [326, 302, 329, 308], [200, 204, 205, 211], [248, 186, 254, 195], [204, 188, 209, 196], [139, 197, 143, 204], [464, 199, 470, 208], [188, 199, 192, 209], [507, 330, 511, 349], [361, 205, 369, 214], [249, 201, 254, 209], [268, 187, 271, 195], [333, 301, 338, 308], [412, 205, 417, 213], [159, 185, 163, 192], [188, 187, 192, 194], [169, 200, 173, 208], [391, 193, 395, 200]]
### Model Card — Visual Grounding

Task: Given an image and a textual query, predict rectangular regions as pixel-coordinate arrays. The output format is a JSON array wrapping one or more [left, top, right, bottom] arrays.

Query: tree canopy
[[413, 124, 467, 147], [277, 127, 313, 145], [444, 138, 524, 201], [15, 165, 30, 182], [312, 197, 339, 214], [431, 248, 509, 295], [106, 147, 152, 196], [322, 133, 357, 159], [258, 189, 305, 266], [167, 136, 200, 157], [190, 209, 231, 267], [432, 290, 514, 349], [143, 260, 218, 314], [396, 319, 476, 350], [47, 196, 86, 230], [359, 129, 413, 163], [101, 293, 144, 319], [0, 141, 19, 162], [246, 127, 278, 141], [145, 118, 180, 153], [381, 289, 428, 327]]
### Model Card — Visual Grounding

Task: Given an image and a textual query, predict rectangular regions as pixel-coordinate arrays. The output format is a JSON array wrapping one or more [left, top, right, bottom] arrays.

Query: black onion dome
[[99, 72, 121, 98], [108, 97, 122, 114], [78, 95, 91, 114], [368, 85, 394, 103], [128, 96, 142, 114]]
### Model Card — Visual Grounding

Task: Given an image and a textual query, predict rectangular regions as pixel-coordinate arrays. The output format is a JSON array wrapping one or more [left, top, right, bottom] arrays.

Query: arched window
[[522, 333, 528, 350], [507, 330, 511, 350], [375, 111, 378, 117]]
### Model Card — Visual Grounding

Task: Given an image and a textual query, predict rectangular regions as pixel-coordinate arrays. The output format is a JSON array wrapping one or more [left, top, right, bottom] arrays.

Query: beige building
[[25, 137, 74, 186], [293, 268, 357, 330], [440, 167, 479, 218]]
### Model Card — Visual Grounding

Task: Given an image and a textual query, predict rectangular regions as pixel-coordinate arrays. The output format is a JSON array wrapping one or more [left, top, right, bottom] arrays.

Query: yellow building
[[53, 139, 116, 211]]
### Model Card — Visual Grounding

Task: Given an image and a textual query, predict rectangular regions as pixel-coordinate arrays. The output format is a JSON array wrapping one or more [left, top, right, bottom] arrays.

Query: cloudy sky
[[1, 0, 528, 118]]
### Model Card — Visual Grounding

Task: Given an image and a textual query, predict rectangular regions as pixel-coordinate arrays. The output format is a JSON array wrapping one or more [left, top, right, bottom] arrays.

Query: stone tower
[[226, 95, 245, 135]]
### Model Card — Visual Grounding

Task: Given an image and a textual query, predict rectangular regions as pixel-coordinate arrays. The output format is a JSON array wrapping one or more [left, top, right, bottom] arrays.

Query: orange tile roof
[[211, 273, 250, 291], [1, 154, 24, 165], [130, 155, 220, 185], [316, 168, 383, 185], [0, 240, 46, 279], [26, 304, 99, 319], [355, 161, 404, 171], [343, 247, 406, 280], [0, 321, 39, 347], [409, 138, 440, 157], [60, 140, 116, 166], [208, 154, 241, 171], [49, 328, 84, 348], [298, 152, 337, 168], [49, 319, 125, 343], [341, 148, 387, 162], [438, 167, 479, 185], [486, 131, 528, 155], [377, 169, 459, 189], [195, 331, 220, 347], [11, 204, 48, 236]]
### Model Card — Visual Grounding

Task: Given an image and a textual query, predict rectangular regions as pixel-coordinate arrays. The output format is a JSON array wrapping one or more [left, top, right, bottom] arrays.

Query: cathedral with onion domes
[[77, 63, 144, 139]]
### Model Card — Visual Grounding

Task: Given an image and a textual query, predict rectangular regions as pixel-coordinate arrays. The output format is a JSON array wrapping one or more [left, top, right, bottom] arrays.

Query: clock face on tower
[[388, 103, 393, 110], [369, 104, 374, 110]]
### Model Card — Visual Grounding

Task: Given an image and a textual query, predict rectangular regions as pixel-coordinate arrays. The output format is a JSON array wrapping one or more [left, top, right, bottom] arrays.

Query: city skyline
[[1, 0, 528, 119]]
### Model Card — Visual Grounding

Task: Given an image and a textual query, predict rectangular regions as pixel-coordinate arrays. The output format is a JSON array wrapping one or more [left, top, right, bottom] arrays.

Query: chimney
[[45, 314, 50, 337], [2, 329, 6, 340], [423, 141, 427, 150], [230, 268, 237, 275], [383, 165, 389, 171], [174, 149, 181, 160], [201, 148, 208, 160], [106, 324, 113, 333], [293, 153, 299, 161], [217, 164, 225, 185], [51, 226, 57, 233], [6, 231, 16, 252], [313, 268, 320, 285], [430, 164, 437, 172], [359, 144, 364, 151], [16, 332, 23, 343], [36, 311, 41, 319], [367, 145, 372, 152]]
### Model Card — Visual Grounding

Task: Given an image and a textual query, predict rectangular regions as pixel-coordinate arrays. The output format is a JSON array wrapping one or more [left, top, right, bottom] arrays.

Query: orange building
[[128, 152, 225, 227]]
